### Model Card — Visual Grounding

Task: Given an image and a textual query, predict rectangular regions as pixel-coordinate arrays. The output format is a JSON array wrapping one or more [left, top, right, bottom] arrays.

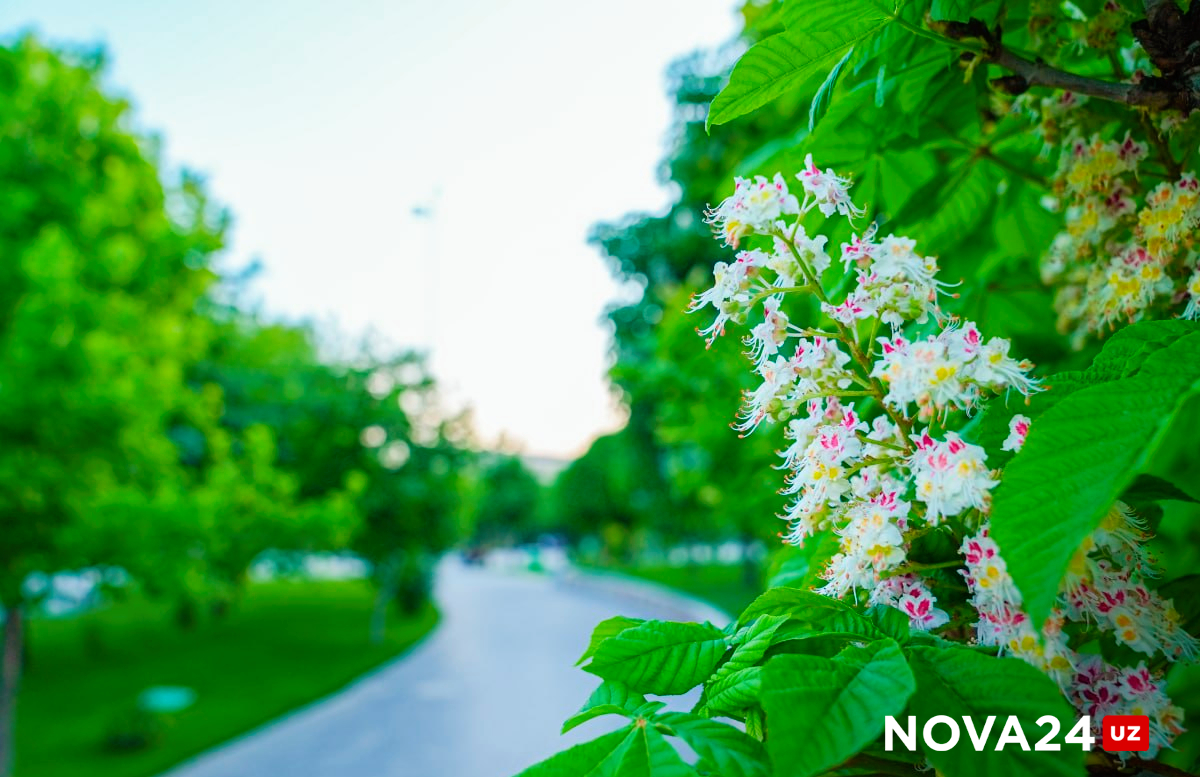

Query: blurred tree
[[0, 38, 223, 775], [469, 456, 541, 546], [191, 316, 467, 639], [585, 35, 810, 553], [550, 429, 655, 561]]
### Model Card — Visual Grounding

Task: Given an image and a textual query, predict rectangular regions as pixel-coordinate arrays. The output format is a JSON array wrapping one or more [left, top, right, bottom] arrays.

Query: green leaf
[[517, 725, 699, 777], [708, 3, 900, 128], [725, 614, 792, 671], [563, 681, 653, 734], [780, 0, 891, 31], [512, 728, 633, 777], [991, 331, 1200, 627], [905, 646, 1085, 777], [1089, 320, 1200, 380], [1121, 473, 1198, 506], [765, 631, 868, 659], [578, 616, 644, 666], [898, 157, 1000, 254], [740, 587, 896, 650], [698, 615, 789, 717], [1160, 575, 1200, 636], [762, 639, 915, 777], [808, 46, 855, 131], [929, 0, 973, 20], [656, 712, 769, 777], [583, 620, 727, 695], [866, 604, 911, 644], [967, 372, 1098, 461], [623, 726, 699, 777], [704, 666, 764, 716], [738, 586, 858, 628]]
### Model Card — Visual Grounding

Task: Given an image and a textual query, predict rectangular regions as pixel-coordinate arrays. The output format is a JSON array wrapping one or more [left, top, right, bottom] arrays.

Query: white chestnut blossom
[[797, 153, 863, 218], [1002, 414, 1031, 452], [961, 508, 1196, 759], [705, 174, 799, 248], [909, 431, 997, 524], [870, 574, 949, 632], [872, 324, 1038, 420], [689, 157, 1196, 748]]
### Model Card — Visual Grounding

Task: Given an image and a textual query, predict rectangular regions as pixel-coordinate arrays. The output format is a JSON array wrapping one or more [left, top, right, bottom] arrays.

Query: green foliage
[[991, 324, 1200, 626], [654, 713, 768, 777], [708, 0, 901, 128], [0, 34, 469, 773], [762, 641, 914, 777], [520, 700, 767, 777], [562, 681, 661, 734], [905, 647, 1085, 776], [0, 37, 221, 605], [470, 455, 542, 544], [582, 621, 727, 696]]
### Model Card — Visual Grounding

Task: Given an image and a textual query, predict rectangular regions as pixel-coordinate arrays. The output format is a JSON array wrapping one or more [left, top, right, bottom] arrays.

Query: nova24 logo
[[884, 714, 1149, 753]]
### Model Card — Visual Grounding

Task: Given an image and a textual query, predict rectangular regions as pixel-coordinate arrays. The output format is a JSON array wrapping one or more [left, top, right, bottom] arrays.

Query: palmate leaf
[[583, 620, 727, 695], [1086, 319, 1200, 381], [514, 725, 697, 777], [707, 0, 904, 128], [563, 680, 662, 734], [779, 0, 892, 31], [1121, 473, 1198, 507], [578, 616, 644, 666], [724, 614, 792, 672], [697, 615, 789, 717], [897, 156, 1001, 256], [738, 586, 899, 646], [656, 712, 770, 777], [905, 647, 1084, 777], [738, 586, 858, 627], [513, 728, 634, 777], [703, 666, 763, 716], [762, 639, 915, 777], [991, 328, 1200, 627]]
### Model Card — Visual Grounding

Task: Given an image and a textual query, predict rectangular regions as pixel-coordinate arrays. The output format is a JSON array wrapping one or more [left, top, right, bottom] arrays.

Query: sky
[[0, 0, 738, 459]]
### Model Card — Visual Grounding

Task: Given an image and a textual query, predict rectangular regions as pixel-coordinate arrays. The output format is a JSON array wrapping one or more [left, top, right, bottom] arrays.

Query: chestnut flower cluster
[[1033, 113, 1200, 345], [692, 155, 1037, 626], [961, 500, 1197, 757], [692, 155, 1197, 758]]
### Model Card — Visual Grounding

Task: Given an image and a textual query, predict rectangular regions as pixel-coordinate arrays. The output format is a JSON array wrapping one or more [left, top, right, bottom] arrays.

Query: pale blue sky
[[0, 0, 737, 457]]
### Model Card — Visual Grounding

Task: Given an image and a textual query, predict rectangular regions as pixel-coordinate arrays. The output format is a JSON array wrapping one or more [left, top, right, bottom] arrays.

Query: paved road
[[162, 559, 729, 777]]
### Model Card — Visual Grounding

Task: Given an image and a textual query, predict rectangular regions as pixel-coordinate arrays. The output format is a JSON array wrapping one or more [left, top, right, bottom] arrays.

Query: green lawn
[[593, 562, 764, 616], [17, 579, 437, 777]]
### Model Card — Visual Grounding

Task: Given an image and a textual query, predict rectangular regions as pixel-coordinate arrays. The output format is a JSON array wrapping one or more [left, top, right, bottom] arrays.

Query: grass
[[594, 562, 764, 616], [17, 579, 437, 777]]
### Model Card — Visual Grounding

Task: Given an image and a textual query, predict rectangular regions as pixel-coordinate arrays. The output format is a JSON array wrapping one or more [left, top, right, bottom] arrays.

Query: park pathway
[[160, 557, 729, 777]]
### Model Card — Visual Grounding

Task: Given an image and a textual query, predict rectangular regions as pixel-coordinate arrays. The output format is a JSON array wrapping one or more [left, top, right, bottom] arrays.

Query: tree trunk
[[741, 534, 760, 591], [369, 553, 400, 645], [0, 606, 23, 777]]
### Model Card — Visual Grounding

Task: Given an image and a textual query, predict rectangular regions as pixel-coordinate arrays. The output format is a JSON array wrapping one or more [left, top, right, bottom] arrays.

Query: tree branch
[[987, 47, 1180, 110], [933, 8, 1200, 113]]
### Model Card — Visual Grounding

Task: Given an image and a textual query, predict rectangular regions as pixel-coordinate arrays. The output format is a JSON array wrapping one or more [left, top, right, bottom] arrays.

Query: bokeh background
[[7, 2, 1199, 777], [0, 2, 807, 777]]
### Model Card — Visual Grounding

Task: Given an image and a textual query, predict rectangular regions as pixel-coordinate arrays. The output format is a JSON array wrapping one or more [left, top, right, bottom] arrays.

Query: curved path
[[161, 558, 729, 777]]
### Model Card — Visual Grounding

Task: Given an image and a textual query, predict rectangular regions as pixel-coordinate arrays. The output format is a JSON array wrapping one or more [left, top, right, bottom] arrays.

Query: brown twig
[[932, 8, 1200, 113]]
